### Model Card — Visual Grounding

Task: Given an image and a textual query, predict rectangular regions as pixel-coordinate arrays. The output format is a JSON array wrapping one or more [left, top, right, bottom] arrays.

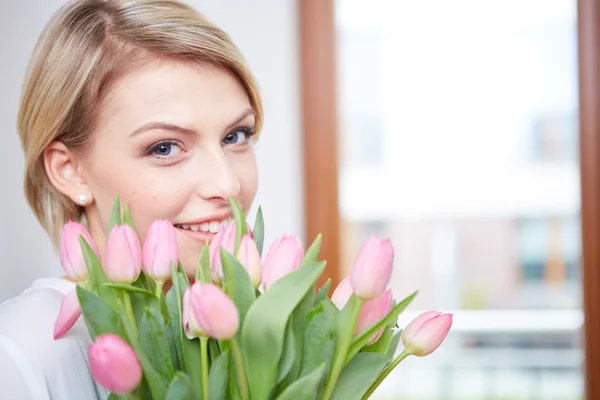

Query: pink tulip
[[356, 289, 393, 344], [350, 234, 394, 300], [331, 278, 393, 344], [88, 333, 142, 394], [237, 235, 262, 289], [183, 282, 239, 340], [53, 288, 82, 340], [60, 220, 100, 281], [402, 311, 453, 356], [209, 222, 236, 285], [331, 276, 353, 310], [105, 225, 142, 284], [143, 219, 179, 282], [261, 234, 304, 289]]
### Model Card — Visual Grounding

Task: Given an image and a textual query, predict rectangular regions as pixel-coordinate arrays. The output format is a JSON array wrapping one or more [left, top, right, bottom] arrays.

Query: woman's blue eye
[[150, 141, 181, 157], [223, 129, 252, 145]]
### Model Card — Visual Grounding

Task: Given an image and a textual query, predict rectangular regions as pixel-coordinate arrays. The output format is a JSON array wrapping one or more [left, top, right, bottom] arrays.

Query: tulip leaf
[[253, 206, 265, 256], [133, 270, 155, 292], [165, 372, 194, 400], [166, 290, 184, 372], [165, 322, 181, 370], [386, 329, 404, 358], [122, 201, 137, 234], [80, 236, 118, 309], [276, 318, 296, 384], [330, 352, 391, 400], [347, 291, 418, 362], [106, 194, 121, 237], [314, 278, 331, 305], [229, 195, 248, 256], [140, 308, 175, 382], [275, 363, 326, 400], [196, 242, 212, 284], [209, 349, 230, 400], [301, 234, 322, 267], [76, 286, 122, 339], [300, 302, 336, 390], [103, 283, 154, 296], [166, 265, 204, 397], [241, 261, 326, 400], [220, 248, 255, 325], [361, 326, 395, 355], [136, 353, 170, 400]]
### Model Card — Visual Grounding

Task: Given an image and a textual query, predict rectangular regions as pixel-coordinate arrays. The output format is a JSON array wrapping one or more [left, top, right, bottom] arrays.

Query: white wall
[[0, 0, 303, 302]]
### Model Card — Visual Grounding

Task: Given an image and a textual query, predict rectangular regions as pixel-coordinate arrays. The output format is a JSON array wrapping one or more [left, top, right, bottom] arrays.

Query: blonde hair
[[17, 0, 263, 249]]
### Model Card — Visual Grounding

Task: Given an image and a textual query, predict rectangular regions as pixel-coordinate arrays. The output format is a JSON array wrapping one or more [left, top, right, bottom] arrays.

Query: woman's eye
[[223, 129, 252, 146], [149, 141, 181, 157]]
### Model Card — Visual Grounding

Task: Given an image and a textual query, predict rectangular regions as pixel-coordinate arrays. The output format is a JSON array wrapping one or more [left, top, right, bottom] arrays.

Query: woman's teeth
[[176, 218, 232, 233]]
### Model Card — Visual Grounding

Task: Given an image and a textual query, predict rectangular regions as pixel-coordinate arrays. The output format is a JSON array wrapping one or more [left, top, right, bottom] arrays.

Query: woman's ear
[[43, 141, 93, 207]]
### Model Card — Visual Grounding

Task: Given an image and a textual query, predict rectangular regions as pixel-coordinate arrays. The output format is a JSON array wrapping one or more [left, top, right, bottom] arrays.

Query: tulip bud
[[402, 311, 453, 357], [105, 225, 142, 284], [261, 234, 304, 290], [356, 289, 393, 344], [183, 282, 239, 340], [53, 287, 82, 340], [143, 219, 179, 282], [331, 277, 353, 310], [209, 222, 236, 285], [350, 234, 394, 300], [88, 334, 142, 394], [237, 235, 262, 289], [60, 220, 100, 282]]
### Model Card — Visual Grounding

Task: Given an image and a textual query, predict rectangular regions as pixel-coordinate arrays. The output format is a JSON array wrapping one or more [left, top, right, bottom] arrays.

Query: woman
[[0, 0, 263, 398]]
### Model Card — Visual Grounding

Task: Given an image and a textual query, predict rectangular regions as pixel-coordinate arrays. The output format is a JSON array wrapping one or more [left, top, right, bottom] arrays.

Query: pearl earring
[[77, 194, 89, 206]]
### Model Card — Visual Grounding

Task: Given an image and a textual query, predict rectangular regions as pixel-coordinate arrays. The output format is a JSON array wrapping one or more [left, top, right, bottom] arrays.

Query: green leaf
[[165, 372, 194, 400], [106, 394, 120, 400], [253, 206, 265, 256], [314, 279, 331, 305], [330, 353, 391, 400], [220, 248, 255, 325], [166, 265, 203, 397], [347, 291, 417, 361], [106, 194, 121, 237], [140, 309, 175, 382], [229, 195, 248, 256], [133, 270, 155, 292], [209, 338, 221, 363], [103, 283, 154, 297], [165, 322, 181, 370], [76, 286, 121, 339], [138, 358, 169, 400], [300, 302, 336, 382], [276, 318, 296, 384], [275, 364, 326, 400], [242, 261, 326, 400], [196, 242, 212, 284], [386, 329, 403, 358], [122, 201, 136, 233], [80, 237, 118, 309], [301, 234, 322, 267], [166, 291, 183, 371], [209, 350, 230, 400], [361, 327, 394, 355]]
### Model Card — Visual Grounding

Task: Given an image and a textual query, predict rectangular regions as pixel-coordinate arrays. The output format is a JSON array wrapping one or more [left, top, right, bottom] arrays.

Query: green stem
[[200, 337, 210, 400], [322, 297, 363, 400], [123, 292, 138, 337], [229, 339, 249, 400], [155, 281, 164, 303], [362, 349, 411, 399]]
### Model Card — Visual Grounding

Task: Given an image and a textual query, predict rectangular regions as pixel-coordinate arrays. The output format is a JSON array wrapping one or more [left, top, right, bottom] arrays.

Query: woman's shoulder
[[0, 277, 109, 399]]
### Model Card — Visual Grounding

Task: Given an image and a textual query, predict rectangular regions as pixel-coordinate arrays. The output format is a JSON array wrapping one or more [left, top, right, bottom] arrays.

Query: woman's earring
[[77, 194, 89, 206]]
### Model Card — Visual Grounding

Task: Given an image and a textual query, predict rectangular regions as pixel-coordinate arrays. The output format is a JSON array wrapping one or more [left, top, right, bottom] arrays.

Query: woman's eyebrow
[[129, 122, 196, 138], [224, 108, 255, 131]]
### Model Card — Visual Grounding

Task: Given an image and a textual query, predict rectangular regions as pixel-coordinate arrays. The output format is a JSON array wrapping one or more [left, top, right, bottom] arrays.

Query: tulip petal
[[53, 288, 82, 340]]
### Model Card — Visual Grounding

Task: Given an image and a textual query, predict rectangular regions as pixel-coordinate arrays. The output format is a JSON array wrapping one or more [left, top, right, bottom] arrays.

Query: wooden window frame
[[299, 0, 600, 397]]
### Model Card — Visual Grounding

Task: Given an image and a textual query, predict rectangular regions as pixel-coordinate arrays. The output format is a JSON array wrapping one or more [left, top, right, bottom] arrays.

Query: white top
[[0, 277, 109, 400]]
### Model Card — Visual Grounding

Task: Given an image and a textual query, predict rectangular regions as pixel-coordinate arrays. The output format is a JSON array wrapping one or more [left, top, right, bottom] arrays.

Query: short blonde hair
[[17, 0, 263, 249]]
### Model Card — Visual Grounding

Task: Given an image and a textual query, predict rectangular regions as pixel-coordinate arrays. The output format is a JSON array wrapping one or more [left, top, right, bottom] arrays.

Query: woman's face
[[77, 60, 258, 276]]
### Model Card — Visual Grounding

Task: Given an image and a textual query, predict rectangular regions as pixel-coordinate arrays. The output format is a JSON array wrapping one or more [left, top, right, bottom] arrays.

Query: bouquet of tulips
[[54, 194, 452, 400]]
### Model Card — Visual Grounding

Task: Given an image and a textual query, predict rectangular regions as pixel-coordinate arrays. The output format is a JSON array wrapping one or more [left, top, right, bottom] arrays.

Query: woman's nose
[[197, 151, 241, 201]]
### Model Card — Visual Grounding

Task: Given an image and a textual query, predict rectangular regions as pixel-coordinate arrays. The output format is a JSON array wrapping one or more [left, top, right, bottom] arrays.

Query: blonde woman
[[0, 0, 263, 398]]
